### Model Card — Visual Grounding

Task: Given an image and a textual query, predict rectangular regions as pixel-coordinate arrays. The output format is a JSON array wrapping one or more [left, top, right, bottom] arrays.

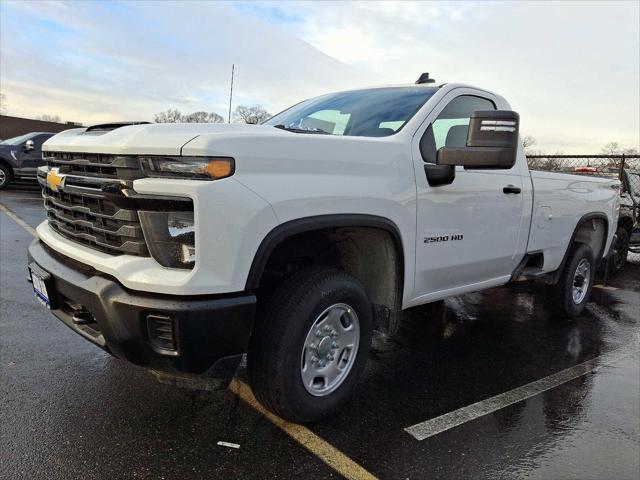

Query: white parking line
[[0, 202, 38, 237], [405, 338, 640, 441]]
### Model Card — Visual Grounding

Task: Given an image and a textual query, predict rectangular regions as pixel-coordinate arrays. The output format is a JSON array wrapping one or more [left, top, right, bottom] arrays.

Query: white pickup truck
[[28, 75, 620, 422]]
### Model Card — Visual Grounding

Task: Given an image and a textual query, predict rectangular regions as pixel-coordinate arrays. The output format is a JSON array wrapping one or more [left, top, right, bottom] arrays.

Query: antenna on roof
[[415, 72, 435, 84]]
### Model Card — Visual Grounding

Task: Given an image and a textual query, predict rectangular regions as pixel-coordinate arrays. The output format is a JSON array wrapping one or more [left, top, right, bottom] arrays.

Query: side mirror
[[24, 140, 35, 152], [437, 110, 519, 169]]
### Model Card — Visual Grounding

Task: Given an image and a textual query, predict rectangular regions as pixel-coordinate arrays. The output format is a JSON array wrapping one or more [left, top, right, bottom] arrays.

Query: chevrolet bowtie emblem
[[46, 167, 66, 192]]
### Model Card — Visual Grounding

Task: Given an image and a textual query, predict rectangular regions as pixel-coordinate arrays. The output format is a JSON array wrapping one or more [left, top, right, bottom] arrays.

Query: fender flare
[[245, 214, 405, 294], [0, 156, 15, 172], [554, 212, 610, 280]]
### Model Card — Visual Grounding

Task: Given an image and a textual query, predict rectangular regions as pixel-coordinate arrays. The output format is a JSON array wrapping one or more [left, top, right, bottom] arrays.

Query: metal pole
[[228, 64, 234, 123], [620, 153, 626, 181]]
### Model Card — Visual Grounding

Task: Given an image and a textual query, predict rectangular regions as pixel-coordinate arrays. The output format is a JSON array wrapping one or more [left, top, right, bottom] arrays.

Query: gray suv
[[0, 132, 54, 189]]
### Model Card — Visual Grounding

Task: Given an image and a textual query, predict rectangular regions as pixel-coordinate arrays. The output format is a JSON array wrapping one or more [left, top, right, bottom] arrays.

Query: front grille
[[44, 152, 143, 180], [40, 152, 149, 256]]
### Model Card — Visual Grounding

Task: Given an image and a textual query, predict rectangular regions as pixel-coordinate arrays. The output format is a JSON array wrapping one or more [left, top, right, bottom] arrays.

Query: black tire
[[610, 226, 630, 274], [247, 267, 373, 423], [0, 163, 12, 190], [551, 243, 596, 319]]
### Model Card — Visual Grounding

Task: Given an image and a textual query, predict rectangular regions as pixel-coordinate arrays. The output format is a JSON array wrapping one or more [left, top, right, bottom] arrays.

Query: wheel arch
[[245, 214, 405, 324], [554, 212, 609, 282], [0, 157, 14, 174]]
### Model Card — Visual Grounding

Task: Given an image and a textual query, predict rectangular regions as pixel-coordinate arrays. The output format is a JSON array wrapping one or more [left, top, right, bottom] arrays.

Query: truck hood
[[42, 123, 289, 156]]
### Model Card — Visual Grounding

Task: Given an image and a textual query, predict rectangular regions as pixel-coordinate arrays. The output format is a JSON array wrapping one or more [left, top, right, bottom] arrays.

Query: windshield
[[265, 87, 439, 137], [0, 133, 37, 145]]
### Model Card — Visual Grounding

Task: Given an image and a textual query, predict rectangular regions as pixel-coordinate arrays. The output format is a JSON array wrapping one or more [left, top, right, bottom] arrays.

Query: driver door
[[412, 92, 526, 302]]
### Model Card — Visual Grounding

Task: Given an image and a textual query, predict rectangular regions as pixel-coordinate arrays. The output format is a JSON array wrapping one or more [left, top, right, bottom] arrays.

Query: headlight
[[139, 156, 234, 180], [139, 211, 195, 269]]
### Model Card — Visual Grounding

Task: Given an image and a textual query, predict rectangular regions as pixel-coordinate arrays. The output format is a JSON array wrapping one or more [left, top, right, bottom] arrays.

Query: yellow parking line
[[594, 284, 619, 291], [229, 378, 377, 480], [1, 200, 378, 480], [0, 202, 38, 238]]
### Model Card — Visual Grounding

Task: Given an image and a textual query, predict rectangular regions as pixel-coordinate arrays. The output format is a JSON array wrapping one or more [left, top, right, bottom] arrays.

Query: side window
[[32, 135, 49, 152], [421, 95, 496, 163]]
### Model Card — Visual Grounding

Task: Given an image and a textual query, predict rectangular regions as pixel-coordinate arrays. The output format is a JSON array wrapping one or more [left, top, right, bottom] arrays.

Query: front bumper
[[28, 239, 256, 376]]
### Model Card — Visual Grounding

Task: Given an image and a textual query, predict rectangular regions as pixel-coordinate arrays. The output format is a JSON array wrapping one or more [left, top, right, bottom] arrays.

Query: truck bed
[[526, 170, 619, 272]]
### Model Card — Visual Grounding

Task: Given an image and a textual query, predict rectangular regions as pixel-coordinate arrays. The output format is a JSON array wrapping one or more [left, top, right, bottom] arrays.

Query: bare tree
[[154, 109, 183, 123], [541, 157, 563, 171], [0, 93, 6, 114], [600, 142, 638, 167], [601, 142, 621, 156], [154, 109, 224, 123], [182, 111, 224, 123], [233, 105, 271, 124], [522, 135, 536, 149], [37, 114, 61, 123], [521, 135, 538, 156]]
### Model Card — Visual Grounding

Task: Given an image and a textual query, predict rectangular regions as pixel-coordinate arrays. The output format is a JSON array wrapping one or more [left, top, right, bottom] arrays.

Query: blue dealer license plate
[[30, 268, 51, 309]]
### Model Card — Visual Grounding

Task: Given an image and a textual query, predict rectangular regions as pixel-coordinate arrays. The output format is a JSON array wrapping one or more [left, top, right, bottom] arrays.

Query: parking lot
[[1, 184, 639, 480]]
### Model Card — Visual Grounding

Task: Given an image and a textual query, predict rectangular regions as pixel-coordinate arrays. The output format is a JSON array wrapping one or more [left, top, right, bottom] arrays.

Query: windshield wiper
[[273, 124, 331, 135]]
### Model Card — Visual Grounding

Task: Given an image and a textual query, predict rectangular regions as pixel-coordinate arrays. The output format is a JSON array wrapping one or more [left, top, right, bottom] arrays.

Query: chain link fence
[[526, 154, 640, 267]]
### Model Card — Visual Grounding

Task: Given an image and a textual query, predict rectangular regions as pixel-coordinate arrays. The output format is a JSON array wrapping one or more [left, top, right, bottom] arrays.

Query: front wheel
[[247, 267, 372, 423], [551, 243, 596, 319]]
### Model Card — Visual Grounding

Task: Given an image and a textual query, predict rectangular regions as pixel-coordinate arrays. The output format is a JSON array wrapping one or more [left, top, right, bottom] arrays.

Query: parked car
[[0, 132, 55, 189], [27, 77, 620, 422]]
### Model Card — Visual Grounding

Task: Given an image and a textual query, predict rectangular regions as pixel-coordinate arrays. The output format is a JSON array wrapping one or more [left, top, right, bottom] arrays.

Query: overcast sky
[[1, 0, 638, 153]]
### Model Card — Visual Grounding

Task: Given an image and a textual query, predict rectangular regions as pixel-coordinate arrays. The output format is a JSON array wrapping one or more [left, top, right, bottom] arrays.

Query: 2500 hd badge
[[424, 234, 464, 243]]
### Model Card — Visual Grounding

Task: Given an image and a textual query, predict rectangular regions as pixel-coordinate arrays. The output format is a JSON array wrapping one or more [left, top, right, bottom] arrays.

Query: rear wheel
[[610, 226, 630, 274], [551, 243, 595, 319], [247, 267, 372, 423], [0, 164, 12, 190]]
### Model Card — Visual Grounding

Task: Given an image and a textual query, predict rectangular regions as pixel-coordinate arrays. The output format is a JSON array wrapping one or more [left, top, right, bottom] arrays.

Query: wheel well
[[249, 221, 404, 333], [573, 216, 608, 260], [0, 158, 13, 175]]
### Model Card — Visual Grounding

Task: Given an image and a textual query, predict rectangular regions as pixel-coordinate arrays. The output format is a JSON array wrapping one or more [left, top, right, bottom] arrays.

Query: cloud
[[1, 0, 638, 152], [1, 1, 367, 123], [249, 1, 639, 152]]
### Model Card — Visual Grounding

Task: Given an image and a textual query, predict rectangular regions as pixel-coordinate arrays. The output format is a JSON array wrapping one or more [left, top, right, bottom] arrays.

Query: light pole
[[228, 64, 234, 123]]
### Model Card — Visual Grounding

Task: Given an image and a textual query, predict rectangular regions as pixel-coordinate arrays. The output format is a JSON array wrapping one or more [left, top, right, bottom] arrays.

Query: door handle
[[503, 185, 521, 194]]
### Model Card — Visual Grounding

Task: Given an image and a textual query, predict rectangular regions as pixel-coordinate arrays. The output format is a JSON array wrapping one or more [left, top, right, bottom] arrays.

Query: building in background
[[0, 115, 82, 140]]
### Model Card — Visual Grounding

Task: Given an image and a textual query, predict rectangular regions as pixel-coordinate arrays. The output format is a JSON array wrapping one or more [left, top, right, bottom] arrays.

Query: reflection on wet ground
[[311, 273, 639, 479], [1, 188, 639, 480]]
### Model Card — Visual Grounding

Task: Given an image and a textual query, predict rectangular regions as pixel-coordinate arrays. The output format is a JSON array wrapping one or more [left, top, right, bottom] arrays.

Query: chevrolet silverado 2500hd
[[28, 77, 620, 422]]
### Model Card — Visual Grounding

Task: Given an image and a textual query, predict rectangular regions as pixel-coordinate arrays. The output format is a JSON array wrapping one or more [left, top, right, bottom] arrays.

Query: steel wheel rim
[[0, 169, 6, 185], [572, 258, 591, 304], [300, 303, 360, 397]]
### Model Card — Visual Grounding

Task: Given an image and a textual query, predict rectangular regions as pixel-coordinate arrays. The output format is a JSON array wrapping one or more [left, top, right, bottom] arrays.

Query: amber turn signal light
[[205, 158, 235, 179]]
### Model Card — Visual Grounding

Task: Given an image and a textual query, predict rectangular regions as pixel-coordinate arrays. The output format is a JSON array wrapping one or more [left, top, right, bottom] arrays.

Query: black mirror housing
[[437, 110, 519, 169]]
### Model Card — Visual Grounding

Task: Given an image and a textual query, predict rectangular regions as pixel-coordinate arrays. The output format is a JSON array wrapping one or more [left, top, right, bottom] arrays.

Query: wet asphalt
[[1, 185, 639, 480]]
